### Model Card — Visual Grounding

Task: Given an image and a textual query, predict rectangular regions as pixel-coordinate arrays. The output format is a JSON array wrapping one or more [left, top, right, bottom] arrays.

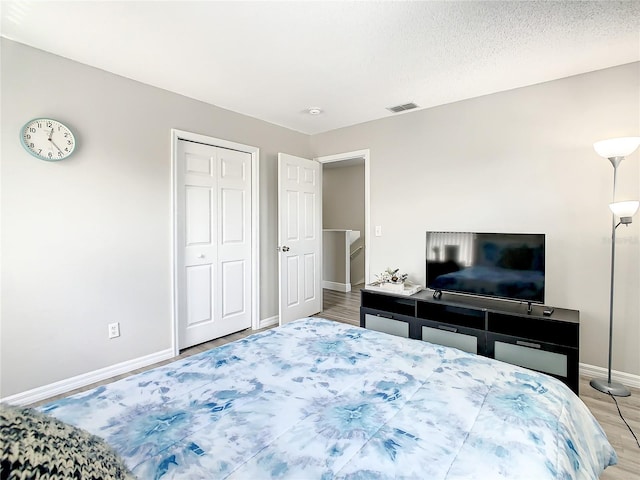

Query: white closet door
[[216, 147, 252, 338], [177, 140, 251, 349]]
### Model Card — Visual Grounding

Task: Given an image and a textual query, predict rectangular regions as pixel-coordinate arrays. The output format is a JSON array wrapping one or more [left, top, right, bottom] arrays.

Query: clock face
[[20, 118, 76, 161]]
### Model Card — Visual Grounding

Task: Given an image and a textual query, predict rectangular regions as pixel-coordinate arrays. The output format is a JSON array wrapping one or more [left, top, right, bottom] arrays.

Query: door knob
[[197, 253, 205, 258], [278, 246, 290, 252]]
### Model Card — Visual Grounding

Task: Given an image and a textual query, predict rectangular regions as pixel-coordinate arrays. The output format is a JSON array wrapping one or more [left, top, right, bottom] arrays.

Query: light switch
[[375, 225, 382, 237]]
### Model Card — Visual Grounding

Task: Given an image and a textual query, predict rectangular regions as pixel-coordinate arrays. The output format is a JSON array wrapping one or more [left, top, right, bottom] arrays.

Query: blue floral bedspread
[[42, 318, 616, 479]]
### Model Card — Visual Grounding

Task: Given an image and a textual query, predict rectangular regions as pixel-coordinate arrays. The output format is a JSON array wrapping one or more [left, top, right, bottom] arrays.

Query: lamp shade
[[609, 200, 640, 218], [593, 137, 640, 158]]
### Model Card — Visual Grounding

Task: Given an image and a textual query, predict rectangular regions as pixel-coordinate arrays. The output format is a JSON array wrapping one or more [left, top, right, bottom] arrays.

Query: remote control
[[543, 307, 554, 317]]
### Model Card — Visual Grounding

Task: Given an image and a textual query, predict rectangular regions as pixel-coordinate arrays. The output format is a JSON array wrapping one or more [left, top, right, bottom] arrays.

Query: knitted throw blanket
[[0, 403, 134, 480]]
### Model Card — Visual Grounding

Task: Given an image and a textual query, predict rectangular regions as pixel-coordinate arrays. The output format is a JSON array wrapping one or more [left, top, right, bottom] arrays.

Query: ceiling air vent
[[386, 102, 419, 113]]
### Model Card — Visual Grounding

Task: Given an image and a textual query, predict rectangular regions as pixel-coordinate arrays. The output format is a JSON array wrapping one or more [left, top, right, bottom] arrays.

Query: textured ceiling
[[2, 1, 639, 135]]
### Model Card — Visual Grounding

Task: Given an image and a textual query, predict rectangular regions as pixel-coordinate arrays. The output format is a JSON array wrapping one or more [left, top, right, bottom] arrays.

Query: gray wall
[[323, 164, 366, 284], [311, 63, 640, 376], [1, 39, 311, 396], [2, 38, 638, 397], [322, 231, 347, 283]]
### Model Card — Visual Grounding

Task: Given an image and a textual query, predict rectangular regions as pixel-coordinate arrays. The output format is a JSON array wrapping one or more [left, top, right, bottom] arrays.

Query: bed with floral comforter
[[41, 318, 616, 479]]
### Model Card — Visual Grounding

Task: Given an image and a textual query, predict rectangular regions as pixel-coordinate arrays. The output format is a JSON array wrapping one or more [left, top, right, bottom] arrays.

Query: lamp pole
[[606, 157, 619, 386], [590, 156, 631, 397], [590, 136, 640, 397]]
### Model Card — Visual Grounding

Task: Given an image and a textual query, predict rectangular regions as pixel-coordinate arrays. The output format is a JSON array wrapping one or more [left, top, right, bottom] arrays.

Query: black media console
[[360, 289, 580, 394]]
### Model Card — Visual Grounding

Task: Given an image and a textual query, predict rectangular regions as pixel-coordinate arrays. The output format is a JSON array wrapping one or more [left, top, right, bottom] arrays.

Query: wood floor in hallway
[[313, 283, 364, 326]]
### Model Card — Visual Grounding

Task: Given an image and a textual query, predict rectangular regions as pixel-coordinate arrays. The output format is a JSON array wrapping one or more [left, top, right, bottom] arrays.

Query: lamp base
[[590, 378, 631, 397]]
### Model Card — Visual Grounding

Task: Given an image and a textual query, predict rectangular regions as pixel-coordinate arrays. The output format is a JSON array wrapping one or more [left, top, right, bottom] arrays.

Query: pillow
[[0, 403, 134, 480]]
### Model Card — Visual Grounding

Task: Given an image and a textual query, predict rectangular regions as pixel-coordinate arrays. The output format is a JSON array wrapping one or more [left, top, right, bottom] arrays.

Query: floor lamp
[[590, 136, 640, 397]]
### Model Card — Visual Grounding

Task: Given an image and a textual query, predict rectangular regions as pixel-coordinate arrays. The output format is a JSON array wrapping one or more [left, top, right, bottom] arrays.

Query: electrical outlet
[[108, 322, 120, 339]]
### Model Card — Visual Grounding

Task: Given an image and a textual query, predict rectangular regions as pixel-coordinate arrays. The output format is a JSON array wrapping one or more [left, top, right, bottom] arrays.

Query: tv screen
[[425, 232, 545, 304]]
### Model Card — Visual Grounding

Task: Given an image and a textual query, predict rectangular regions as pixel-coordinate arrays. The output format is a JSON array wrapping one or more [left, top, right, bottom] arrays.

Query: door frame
[[315, 149, 371, 286], [170, 129, 260, 356]]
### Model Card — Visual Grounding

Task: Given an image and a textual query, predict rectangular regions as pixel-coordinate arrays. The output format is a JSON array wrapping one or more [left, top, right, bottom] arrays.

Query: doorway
[[316, 149, 370, 290]]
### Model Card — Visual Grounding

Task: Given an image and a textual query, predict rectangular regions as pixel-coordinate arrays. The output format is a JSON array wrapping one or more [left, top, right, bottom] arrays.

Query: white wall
[[311, 63, 640, 377], [0, 39, 311, 397]]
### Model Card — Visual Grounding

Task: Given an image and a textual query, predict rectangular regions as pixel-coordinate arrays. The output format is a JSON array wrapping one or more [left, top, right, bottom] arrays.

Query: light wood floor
[[33, 285, 639, 479]]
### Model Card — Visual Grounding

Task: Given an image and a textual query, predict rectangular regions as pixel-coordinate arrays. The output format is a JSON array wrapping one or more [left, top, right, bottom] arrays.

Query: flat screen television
[[425, 232, 545, 304]]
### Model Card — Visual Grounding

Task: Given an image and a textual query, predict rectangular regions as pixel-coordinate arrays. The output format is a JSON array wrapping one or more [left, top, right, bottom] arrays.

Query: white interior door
[[278, 153, 322, 325], [176, 139, 252, 348]]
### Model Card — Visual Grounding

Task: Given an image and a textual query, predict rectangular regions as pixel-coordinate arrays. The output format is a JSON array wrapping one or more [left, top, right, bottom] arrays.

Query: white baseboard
[[259, 315, 279, 329], [580, 363, 640, 389], [323, 281, 351, 292], [1, 348, 174, 406]]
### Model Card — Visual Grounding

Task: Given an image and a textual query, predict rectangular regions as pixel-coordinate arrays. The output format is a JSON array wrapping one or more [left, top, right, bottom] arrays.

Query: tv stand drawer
[[487, 332, 578, 392], [420, 323, 484, 355], [361, 308, 411, 338], [494, 340, 567, 377]]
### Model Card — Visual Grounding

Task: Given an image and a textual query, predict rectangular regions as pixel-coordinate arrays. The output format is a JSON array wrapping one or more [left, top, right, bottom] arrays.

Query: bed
[[36, 317, 615, 479]]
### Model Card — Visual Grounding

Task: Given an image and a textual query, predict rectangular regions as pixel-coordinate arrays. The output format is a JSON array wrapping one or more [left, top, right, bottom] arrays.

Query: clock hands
[[47, 129, 64, 155], [49, 138, 64, 155]]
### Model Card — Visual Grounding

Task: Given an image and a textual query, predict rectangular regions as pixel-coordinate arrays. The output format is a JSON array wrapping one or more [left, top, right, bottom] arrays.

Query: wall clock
[[20, 118, 76, 161]]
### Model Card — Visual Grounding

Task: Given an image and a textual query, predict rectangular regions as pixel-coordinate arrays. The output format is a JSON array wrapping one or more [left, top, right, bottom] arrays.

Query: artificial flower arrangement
[[375, 268, 408, 285], [369, 267, 422, 295]]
